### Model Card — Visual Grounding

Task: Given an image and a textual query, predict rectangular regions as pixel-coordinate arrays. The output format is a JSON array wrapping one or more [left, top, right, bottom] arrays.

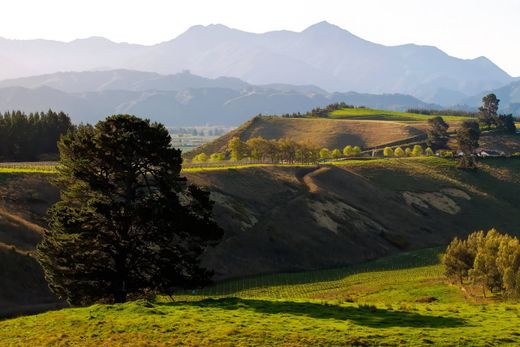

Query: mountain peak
[[303, 21, 344, 33]]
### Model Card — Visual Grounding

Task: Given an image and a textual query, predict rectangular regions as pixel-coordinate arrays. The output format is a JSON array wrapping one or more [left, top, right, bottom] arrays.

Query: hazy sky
[[0, 0, 518, 76]]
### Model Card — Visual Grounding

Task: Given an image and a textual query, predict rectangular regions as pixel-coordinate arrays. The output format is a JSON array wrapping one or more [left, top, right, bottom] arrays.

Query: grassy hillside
[[185, 157, 520, 279], [3, 157, 520, 317], [187, 107, 479, 159], [329, 108, 471, 122], [0, 173, 59, 317], [189, 115, 430, 158], [2, 247, 520, 346]]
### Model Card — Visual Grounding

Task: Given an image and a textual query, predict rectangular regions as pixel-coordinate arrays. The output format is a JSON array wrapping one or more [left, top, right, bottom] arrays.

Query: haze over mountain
[[0, 70, 436, 126], [0, 22, 514, 105]]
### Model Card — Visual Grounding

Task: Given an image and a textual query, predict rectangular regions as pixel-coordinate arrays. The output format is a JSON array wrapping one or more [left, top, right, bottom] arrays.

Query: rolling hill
[[0, 22, 514, 104], [3, 156, 520, 317], [0, 71, 438, 125]]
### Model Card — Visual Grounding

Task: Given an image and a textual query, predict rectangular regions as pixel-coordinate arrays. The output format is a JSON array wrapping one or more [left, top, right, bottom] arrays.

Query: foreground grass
[[3, 248, 520, 346], [329, 108, 472, 122]]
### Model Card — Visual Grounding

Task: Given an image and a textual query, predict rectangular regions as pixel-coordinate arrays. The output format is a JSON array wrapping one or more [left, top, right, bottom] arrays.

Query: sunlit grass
[[330, 108, 472, 122], [3, 247, 520, 346]]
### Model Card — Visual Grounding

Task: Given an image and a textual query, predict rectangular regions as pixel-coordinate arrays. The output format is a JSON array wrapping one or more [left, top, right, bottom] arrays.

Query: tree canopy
[[457, 120, 480, 169], [37, 115, 222, 305], [426, 116, 449, 150], [444, 230, 520, 297], [0, 110, 73, 161]]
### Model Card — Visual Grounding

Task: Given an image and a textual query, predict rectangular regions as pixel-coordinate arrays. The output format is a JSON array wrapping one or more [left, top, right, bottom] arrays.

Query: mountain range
[[0, 70, 438, 125], [0, 21, 515, 106]]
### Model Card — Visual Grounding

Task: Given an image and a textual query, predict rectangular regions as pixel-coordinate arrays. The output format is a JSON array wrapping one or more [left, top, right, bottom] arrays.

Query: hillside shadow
[[160, 298, 465, 328]]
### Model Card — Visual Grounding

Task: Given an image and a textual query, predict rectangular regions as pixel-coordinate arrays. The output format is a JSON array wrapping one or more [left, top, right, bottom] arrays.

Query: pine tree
[[37, 115, 223, 305]]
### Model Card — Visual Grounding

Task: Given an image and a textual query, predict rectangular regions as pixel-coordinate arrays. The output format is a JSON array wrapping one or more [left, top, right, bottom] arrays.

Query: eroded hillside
[[186, 158, 520, 278]]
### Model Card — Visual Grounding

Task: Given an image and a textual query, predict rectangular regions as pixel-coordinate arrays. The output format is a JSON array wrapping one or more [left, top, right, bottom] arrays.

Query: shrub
[[425, 147, 434, 156], [331, 149, 342, 159], [383, 147, 393, 157], [405, 147, 412, 157]]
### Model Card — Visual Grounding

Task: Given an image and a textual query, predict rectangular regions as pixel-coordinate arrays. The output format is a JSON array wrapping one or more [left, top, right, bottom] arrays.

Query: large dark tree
[[478, 94, 499, 128], [457, 120, 481, 169], [37, 115, 222, 305], [426, 116, 450, 150]]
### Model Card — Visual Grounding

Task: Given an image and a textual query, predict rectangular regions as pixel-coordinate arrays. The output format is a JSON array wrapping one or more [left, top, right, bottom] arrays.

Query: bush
[[425, 147, 434, 156], [331, 149, 342, 159], [405, 147, 412, 157], [383, 147, 393, 157]]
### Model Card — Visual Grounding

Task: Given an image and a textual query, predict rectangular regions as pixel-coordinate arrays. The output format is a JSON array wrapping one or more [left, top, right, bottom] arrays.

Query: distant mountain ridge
[[0, 22, 514, 105], [0, 70, 437, 126]]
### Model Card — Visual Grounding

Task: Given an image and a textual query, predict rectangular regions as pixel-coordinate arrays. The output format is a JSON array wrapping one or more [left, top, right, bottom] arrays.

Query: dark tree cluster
[[0, 110, 73, 161], [444, 230, 520, 298], [281, 102, 356, 118], [477, 94, 516, 133], [457, 120, 481, 169], [37, 115, 222, 305], [426, 116, 450, 150], [227, 136, 322, 163]]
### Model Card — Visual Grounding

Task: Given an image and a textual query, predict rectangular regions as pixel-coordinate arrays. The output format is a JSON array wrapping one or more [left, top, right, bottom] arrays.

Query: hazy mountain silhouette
[[0, 22, 513, 105], [0, 71, 437, 126]]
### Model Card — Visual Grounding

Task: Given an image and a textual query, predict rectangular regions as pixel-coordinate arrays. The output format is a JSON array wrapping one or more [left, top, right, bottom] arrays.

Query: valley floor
[[2, 248, 519, 346]]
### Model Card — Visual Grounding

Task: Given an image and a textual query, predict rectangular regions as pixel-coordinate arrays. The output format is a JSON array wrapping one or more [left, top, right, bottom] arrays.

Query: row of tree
[[444, 230, 520, 297], [191, 136, 365, 163], [383, 145, 434, 157], [0, 110, 73, 161]]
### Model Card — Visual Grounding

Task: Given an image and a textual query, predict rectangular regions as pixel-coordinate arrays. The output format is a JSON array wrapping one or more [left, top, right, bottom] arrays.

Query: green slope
[[2, 248, 519, 346]]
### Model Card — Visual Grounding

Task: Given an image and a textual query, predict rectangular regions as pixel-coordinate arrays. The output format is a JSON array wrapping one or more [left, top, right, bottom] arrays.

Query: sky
[[0, 0, 518, 76]]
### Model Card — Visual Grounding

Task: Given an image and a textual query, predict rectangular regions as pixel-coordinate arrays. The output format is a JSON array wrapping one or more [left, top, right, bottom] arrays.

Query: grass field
[[0, 162, 57, 174], [329, 108, 473, 122], [2, 247, 520, 346]]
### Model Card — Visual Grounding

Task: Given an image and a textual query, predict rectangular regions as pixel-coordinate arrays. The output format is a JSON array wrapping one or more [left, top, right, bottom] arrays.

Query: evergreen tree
[[478, 94, 499, 128], [457, 120, 480, 169], [426, 116, 449, 150], [37, 115, 222, 305]]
